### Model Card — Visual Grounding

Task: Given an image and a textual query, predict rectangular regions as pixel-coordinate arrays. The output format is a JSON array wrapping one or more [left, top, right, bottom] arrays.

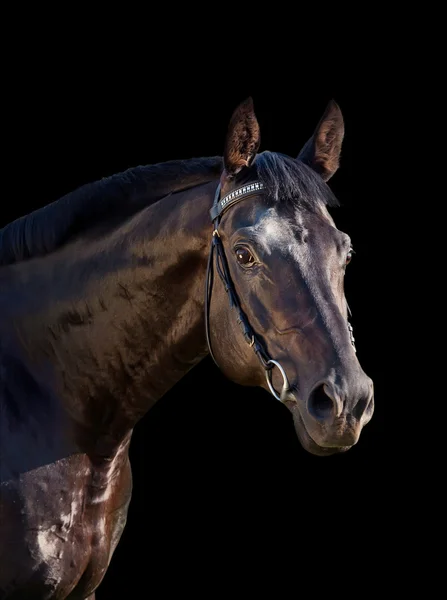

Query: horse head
[[205, 98, 374, 456]]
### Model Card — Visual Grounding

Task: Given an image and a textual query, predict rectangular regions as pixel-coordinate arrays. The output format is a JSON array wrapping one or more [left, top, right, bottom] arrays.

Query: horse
[[0, 98, 374, 598]]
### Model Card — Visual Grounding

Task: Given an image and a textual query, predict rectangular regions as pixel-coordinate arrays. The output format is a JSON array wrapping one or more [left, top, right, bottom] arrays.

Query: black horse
[[0, 98, 374, 598]]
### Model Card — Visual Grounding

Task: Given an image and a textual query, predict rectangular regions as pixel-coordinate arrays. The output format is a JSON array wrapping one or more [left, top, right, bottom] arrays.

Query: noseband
[[204, 180, 356, 403]]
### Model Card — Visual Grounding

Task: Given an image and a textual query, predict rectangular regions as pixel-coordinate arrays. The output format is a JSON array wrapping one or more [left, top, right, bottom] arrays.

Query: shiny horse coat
[[0, 99, 373, 598]]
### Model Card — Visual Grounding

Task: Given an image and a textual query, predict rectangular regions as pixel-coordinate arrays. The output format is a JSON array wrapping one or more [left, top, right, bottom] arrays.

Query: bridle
[[204, 180, 356, 403], [204, 180, 291, 402]]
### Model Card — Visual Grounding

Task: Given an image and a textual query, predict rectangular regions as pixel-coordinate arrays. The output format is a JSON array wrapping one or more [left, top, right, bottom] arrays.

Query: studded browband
[[209, 181, 265, 222]]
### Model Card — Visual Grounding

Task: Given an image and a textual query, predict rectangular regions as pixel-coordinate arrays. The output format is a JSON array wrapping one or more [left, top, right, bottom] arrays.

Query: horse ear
[[223, 97, 261, 177], [297, 100, 345, 181]]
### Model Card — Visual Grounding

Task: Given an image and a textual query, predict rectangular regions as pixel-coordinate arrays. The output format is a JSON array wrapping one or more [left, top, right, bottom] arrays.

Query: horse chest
[[0, 454, 132, 599]]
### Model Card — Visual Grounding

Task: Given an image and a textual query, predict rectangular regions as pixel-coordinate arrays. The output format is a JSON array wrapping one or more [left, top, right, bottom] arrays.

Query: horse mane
[[0, 151, 338, 267], [255, 152, 340, 209], [0, 157, 223, 266]]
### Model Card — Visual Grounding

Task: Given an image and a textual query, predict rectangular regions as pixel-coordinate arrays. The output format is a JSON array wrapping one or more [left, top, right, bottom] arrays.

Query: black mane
[[0, 151, 337, 267], [0, 157, 223, 266], [255, 151, 339, 208]]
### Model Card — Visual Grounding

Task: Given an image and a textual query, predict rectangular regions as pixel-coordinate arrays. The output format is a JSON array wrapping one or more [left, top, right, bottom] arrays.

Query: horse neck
[[11, 180, 217, 455]]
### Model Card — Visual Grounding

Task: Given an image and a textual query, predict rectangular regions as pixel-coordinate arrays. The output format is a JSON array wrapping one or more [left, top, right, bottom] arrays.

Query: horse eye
[[235, 246, 254, 266], [346, 249, 354, 265]]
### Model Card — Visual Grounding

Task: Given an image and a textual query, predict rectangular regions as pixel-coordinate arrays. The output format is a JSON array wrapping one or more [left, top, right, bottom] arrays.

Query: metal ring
[[265, 359, 290, 402]]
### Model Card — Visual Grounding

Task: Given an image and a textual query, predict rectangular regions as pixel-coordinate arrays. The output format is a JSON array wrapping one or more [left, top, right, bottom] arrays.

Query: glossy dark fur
[[0, 99, 374, 598]]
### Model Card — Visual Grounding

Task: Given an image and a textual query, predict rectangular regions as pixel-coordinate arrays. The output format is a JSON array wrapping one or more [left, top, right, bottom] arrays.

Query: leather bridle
[[204, 180, 356, 403], [204, 180, 291, 402]]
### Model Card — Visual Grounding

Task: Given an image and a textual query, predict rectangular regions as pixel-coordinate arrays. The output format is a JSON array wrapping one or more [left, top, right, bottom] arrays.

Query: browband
[[210, 181, 265, 222]]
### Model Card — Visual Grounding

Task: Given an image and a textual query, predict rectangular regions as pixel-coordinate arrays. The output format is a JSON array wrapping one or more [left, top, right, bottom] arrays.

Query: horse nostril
[[307, 384, 337, 422], [353, 394, 374, 421]]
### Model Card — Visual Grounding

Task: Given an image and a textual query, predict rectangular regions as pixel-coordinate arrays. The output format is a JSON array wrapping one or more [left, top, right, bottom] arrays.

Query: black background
[[2, 33, 422, 596]]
